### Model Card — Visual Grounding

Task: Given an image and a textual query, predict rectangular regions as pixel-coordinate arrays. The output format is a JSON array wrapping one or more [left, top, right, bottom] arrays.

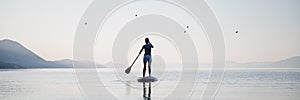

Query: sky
[[0, 0, 299, 63]]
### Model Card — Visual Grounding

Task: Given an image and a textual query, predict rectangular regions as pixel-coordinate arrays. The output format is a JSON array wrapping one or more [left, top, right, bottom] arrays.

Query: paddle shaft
[[130, 53, 141, 68]]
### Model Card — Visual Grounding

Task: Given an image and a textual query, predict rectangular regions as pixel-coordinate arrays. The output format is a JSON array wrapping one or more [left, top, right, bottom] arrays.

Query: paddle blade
[[125, 67, 131, 74]]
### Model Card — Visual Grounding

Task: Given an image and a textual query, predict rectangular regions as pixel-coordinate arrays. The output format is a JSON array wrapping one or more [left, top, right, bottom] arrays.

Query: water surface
[[0, 68, 299, 100]]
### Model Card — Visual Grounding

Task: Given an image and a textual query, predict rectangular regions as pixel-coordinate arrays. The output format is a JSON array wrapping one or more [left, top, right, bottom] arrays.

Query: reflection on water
[[0, 80, 21, 100], [143, 82, 151, 100], [0, 69, 83, 100]]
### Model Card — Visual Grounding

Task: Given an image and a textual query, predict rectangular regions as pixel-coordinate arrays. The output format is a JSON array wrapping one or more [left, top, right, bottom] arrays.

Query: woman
[[139, 37, 154, 77]]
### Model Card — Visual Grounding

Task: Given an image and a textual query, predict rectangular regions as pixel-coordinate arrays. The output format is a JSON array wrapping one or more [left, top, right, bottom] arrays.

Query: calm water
[[0, 68, 299, 100]]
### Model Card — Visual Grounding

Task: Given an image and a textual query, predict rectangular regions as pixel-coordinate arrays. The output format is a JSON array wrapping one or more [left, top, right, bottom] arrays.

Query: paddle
[[125, 53, 141, 74]]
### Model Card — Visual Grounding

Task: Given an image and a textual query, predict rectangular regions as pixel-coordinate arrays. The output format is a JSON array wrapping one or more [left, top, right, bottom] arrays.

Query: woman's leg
[[143, 56, 147, 77], [148, 56, 152, 76]]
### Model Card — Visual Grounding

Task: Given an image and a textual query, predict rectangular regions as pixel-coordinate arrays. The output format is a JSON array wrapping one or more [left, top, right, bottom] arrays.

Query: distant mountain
[[0, 39, 103, 69], [0, 61, 21, 69], [0, 39, 298, 69], [270, 56, 300, 68], [227, 56, 300, 68], [0, 39, 51, 68], [52, 59, 106, 68]]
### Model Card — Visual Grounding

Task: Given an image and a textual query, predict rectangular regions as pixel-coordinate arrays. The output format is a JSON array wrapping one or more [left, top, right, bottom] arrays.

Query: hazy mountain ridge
[[270, 56, 300, 68], [0, 39, 103, 69], [227, 56, 300, 68], [0, 39, 299, 69]]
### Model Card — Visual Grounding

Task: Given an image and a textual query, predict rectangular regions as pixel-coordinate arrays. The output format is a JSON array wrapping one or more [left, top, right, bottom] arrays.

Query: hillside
[[227, 56, 300, 68], [0, 39, 102, 68]]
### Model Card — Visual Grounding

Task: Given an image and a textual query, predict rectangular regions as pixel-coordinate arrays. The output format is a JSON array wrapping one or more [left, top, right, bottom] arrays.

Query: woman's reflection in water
[[143, 82, 151, 100]]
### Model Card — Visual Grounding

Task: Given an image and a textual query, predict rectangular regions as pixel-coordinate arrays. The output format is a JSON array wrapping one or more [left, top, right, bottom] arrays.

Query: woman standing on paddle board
[[139, 37, 154, 77]]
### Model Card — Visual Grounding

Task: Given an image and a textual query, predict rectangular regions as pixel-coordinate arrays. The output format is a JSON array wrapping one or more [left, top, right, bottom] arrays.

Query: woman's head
[[145, 37, 149, 44]]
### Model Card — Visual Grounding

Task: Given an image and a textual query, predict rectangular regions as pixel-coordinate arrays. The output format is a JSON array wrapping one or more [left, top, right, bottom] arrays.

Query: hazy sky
[[0, 0, 299, 63]]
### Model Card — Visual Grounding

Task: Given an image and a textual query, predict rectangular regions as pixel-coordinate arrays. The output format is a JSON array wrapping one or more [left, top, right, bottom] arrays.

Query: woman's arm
[[139, 46, 144, 54], [149, 40, 154, 48], [150, 43, 154, 48]]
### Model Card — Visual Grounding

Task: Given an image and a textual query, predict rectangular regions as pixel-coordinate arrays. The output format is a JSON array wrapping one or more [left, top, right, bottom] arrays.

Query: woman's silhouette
[[139, 38, 154, 77]]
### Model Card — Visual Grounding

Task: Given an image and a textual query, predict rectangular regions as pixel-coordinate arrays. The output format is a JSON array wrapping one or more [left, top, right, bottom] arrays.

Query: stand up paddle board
[[137, 76, 157, 82]]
